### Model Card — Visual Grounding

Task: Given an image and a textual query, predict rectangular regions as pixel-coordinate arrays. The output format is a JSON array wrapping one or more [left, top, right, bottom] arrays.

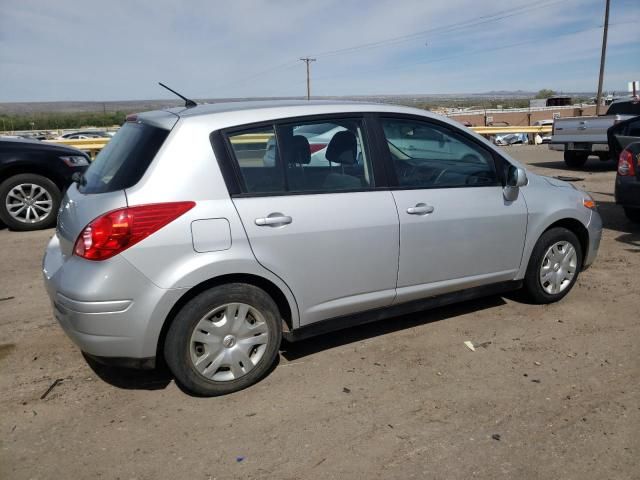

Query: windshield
[[607, 100, 640, 116], [79, 122, 169, 194]]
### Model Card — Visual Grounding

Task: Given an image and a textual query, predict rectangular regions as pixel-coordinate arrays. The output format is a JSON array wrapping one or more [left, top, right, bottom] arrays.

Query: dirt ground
[[1, 146, 638, 480]]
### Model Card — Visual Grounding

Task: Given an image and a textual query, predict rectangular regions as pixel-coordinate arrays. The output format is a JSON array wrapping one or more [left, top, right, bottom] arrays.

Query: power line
[[213, 0, 576, 94], [308, 23, 612, 87], [309, 0, 574, 59]]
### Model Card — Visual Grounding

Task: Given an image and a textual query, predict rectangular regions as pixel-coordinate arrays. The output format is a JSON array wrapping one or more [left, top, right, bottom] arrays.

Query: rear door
[[56, 118, 174, 257], [376, 116, 528, 303], [221, 116, 399, 326]]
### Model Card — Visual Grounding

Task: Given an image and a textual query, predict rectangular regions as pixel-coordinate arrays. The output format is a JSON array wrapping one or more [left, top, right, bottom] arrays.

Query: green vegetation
[[0, 111, 130, 132], [535, 89, 556, 99], [413, 98, 530, 110]]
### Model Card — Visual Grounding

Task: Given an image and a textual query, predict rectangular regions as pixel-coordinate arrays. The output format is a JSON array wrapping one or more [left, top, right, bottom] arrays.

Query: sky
[[0, 0, 638, 102]]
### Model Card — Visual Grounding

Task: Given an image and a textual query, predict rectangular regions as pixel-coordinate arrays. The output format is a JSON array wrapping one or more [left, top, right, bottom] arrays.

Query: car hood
[[0, 138, 88, 157], [541, 175, 576, 189]]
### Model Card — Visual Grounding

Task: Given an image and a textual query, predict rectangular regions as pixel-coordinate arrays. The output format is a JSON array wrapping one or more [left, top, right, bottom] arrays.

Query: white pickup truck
[[549, 98, 640, 167]]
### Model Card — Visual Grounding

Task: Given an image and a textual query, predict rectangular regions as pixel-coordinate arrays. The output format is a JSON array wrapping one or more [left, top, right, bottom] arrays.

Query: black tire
[[164, 283, 282, 396], [522, 227, 583, 304], [623, 207, 640, 224], [0, 174, 61, 231], [563, 151, 588, 168]]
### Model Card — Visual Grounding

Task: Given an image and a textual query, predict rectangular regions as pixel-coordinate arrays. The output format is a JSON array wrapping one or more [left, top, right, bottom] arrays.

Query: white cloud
[[0, 0, 638, 101]]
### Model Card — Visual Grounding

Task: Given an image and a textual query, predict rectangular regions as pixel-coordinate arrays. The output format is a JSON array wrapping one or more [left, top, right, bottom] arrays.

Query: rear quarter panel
[[121, 119, 301, 327]]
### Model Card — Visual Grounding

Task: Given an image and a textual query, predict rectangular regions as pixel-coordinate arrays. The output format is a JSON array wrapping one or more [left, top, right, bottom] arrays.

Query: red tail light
[[74, 202, 195, 261], [617, 149, 636, 176], [309, 143, 327, 154]]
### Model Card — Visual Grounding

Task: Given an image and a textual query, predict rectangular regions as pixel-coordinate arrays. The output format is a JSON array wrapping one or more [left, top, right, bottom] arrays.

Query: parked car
[[0, 138, 90, 230], [57, 130, 111, 140], [608, 116, 640, 222], [43, 101, 602, 396], [495, 133, 526, 146], [533, 119, 554, 144], [550, 97, 640, 167]]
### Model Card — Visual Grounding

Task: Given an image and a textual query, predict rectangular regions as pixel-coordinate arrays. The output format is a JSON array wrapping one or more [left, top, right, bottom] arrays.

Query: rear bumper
[[548, 143, 609, 152], [43, 234, 186, 361], [584, 209, 603, 269], [615, 175, 640, 208]]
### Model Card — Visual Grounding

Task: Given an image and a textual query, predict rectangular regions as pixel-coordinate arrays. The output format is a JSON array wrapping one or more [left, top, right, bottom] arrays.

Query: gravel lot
[[1, 146, 638, 480]]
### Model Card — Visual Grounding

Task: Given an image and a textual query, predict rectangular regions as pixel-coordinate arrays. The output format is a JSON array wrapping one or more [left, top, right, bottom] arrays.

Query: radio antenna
[[158, 82, 197, 108]]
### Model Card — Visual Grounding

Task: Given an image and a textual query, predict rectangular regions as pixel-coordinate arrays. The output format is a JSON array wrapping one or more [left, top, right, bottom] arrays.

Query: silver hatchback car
[[43, 101, 602, 396]]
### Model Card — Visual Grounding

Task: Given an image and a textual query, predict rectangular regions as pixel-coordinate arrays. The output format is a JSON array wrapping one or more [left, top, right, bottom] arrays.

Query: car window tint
[[607, 100, 640, 116], [276, 118, 373, 192], [381, 118, 498, 188], [227, 126, 285, 194], [80, 122, 168, 194]]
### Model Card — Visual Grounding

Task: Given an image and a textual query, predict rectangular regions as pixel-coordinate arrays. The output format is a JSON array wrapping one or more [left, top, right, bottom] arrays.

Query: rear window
[[606, 100, 640, 116], [79, 122, 169, 194]]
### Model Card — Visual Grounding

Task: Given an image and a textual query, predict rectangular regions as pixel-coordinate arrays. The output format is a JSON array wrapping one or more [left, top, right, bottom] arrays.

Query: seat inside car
[[322, 130, 362, 190], [285, 135, 311, 190]]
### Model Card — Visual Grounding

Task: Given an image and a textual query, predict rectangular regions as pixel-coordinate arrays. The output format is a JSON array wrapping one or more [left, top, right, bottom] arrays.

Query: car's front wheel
[[0, 174, 61, 231], [522, 227, 583, 304], [164, 283, 282, 396]]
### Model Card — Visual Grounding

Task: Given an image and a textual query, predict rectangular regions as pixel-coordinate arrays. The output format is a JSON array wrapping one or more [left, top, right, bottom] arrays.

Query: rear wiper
[[158, 82, 197, 108]]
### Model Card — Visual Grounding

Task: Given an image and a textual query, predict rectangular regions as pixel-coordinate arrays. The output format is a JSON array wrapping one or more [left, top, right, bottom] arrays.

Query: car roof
[[138, 99, 449, 132], [610, 97, 638, 105]]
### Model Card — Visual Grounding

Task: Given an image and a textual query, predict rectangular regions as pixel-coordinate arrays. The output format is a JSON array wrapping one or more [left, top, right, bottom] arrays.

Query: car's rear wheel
[[522, 227, 582, 304], [164, 283, 282, 396], [564, 151, 588, 168], [0, 174, 61, 231], [623, 207, 640, 223]]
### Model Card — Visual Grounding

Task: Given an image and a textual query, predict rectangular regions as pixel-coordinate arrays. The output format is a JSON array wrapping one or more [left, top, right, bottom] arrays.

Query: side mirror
[[506, 166, 528, 187], [504, 166, 527, 201]]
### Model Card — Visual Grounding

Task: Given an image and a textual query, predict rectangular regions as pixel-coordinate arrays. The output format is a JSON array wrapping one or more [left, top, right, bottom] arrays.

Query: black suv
[[0, 138, 90, 231], [608, 116, 640, 223]]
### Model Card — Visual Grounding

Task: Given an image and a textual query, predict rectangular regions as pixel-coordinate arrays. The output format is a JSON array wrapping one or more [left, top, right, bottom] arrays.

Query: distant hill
[[0, 91, 616, 115]]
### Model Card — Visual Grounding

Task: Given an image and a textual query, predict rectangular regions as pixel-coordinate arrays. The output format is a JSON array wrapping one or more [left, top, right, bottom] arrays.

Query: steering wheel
[[396, 161, 437, 185], [465, 170, 494, 186]]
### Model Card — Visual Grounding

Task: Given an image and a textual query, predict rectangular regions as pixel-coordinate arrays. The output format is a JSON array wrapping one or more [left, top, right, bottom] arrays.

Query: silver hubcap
[[539, 241, 577, 294], [189, 303, 269, 382], [5, 183, 53, 224]]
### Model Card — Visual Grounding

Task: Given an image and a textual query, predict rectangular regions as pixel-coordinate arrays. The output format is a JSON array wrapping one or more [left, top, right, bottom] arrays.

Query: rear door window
[[79, 122, 169, 194], [225, 117, 374, 194]]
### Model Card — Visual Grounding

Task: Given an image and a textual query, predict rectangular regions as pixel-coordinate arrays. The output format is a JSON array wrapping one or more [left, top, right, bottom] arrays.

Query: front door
[[378, 116, 528, 303]]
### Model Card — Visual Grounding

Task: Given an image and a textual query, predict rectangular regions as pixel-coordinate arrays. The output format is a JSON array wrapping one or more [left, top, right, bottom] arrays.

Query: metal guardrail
[[45, 138, 109, 158], [46, 125, 552, 156], [472, 126, 552, 134]]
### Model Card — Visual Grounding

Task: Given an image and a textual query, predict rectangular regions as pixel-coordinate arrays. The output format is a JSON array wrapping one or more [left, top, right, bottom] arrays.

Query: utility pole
[[595, 0, 610, 116], [300, 57, 316, 100]]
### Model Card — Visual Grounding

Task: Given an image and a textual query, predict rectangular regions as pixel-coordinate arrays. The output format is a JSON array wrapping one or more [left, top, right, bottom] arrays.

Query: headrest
[[325, 130, 357, 165], [288, 135, 311, 165]]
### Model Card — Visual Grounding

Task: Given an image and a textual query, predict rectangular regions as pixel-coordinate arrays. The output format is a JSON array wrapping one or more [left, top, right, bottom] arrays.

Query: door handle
[[407, 203, 434, 215], [255, 213, 292, 227]]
